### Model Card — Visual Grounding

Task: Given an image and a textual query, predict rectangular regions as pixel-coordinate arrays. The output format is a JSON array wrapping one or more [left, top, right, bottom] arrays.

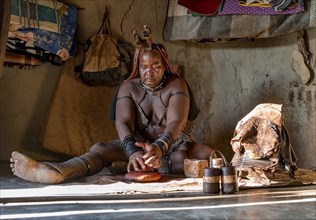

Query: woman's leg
[[10, 141, 127, 184], [83, 141, 127, 175], [186, 142, 213, 161], [169, 150, 187, 175]]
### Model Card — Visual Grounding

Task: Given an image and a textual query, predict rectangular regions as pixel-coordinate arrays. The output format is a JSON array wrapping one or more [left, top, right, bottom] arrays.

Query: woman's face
[[139, 51, 165, 88]]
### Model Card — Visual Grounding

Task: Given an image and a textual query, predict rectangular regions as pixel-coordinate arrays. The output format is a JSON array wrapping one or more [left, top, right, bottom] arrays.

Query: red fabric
[[178, 0, 223, 15]]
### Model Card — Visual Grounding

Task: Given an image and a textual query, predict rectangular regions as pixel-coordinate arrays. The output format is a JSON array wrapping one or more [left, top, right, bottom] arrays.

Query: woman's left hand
[[135, 142, 162, 168]]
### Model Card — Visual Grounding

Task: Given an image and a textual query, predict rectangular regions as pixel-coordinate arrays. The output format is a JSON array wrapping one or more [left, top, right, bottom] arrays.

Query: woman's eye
[[153, 64, 161, 69]]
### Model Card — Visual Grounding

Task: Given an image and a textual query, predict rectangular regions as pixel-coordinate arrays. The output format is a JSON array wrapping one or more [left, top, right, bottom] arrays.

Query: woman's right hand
[[128, 151, 151, 172], [135, 142, 162, 168]]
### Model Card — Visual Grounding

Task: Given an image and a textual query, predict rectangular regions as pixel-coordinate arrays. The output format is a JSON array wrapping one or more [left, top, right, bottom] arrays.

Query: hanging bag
[[75, 7, 131, 86]]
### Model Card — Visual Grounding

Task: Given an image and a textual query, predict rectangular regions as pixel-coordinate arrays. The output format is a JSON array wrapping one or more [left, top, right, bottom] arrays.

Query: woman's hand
[[135, 142, 162, 168], [128, 151, 151, 172]]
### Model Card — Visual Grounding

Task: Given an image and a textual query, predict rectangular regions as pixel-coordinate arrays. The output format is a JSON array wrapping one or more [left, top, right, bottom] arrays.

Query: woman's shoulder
[[119, 78, 140, 89], [165, 76, 188, 91], [118, 78, 142, 96]]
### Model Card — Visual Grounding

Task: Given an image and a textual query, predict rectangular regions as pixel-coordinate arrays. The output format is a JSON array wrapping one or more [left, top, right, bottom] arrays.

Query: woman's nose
[[147, 67, 155, 75]]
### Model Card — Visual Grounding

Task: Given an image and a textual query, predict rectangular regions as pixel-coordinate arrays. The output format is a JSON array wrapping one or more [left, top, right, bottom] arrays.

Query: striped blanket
[[10, 0, 63, 33]]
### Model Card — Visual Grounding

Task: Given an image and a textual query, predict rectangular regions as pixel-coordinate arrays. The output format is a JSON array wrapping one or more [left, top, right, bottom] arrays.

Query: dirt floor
[[1, 161, 316, 219]]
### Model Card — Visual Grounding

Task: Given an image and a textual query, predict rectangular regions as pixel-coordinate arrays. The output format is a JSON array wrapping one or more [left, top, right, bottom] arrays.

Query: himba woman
[[10, 26, 213, 184]]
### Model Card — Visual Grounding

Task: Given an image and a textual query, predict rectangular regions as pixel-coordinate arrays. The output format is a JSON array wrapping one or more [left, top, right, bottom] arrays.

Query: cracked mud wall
[[1, 0, 315, 169], [169, 38, 316, 168]]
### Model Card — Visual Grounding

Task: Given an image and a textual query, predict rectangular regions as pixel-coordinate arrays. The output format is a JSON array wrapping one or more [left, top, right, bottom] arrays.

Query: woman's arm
[[115, 82, 135, 140], [165, 77, 190, 140], [142, 78, 190, 167], [115, 81, 151, 172]]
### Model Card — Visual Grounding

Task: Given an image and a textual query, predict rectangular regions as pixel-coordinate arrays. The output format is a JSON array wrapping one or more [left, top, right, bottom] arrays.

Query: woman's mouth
[[145, 78, 157, 85]]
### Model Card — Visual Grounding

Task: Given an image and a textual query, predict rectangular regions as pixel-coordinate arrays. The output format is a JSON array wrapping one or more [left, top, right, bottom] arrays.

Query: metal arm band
[[120, 135, 143, 157], [151, 143, 164, 155], [152, 142, 165, 155], [153, 131, 174, 155]]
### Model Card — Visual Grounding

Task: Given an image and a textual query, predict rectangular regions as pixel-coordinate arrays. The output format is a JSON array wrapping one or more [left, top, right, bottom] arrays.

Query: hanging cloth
[[177, 0, 225, 15]]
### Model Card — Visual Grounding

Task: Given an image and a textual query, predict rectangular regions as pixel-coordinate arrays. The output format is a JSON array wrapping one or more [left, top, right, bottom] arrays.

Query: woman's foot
[[10, 151, 63, 184]]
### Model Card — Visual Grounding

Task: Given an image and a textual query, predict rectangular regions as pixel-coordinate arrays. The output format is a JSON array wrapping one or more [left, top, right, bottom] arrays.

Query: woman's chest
[[134, 92, 167, 139], [136, 91, 168, 123]]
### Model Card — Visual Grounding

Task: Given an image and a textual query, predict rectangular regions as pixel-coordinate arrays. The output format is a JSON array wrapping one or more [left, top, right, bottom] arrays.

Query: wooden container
[[221, 166, 238, 194], [209, 150, 239, 194], [203, 167, 221, 194]]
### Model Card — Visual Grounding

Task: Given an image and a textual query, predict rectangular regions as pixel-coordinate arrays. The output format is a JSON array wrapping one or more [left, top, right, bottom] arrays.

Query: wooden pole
[[0, 0, 11, 80]]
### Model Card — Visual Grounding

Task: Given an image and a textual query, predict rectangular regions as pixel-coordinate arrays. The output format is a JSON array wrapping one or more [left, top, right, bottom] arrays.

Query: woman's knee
[[89, 141, 127, 162], [90, 142, 108, 152], [188, 143, 213, 160], [82, 141, 126, 175]]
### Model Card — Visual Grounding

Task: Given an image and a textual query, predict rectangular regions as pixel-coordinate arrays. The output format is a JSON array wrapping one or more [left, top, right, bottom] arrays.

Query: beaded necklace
[[141, 76, 165, 92]]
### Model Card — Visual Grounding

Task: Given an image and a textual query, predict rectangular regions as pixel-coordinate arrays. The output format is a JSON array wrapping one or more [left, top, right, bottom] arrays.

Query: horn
[[132, 29, 142, 47], [143, 25, 152, 47], [132, 26, 152, 50]]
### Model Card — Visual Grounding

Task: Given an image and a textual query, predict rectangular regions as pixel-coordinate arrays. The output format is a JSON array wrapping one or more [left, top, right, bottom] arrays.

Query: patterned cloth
[[219, 0, 304, 15], [239, 0, 271, 6], [9, 0, 77, 61], [268, 0, 298, 11], [4, 51, 41, 66], [10, 0, 62, 33], [163, 0, 315, 41]]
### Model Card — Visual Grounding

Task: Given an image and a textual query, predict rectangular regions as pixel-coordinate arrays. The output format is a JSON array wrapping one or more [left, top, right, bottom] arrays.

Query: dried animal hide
[[231, 103, 297, 184]]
